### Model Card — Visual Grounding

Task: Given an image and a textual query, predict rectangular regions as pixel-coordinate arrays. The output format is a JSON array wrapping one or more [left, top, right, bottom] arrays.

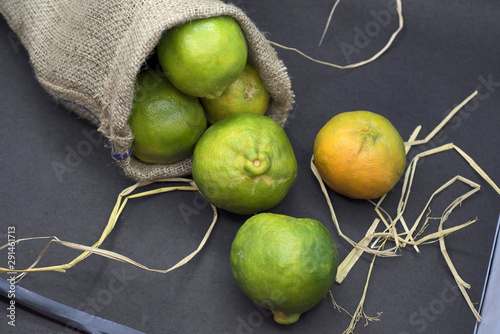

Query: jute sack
[[0, 0, 294, 181]]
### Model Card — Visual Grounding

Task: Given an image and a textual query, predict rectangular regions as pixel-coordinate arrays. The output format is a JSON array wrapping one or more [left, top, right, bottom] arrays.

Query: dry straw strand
[[310, 155, 398, 257], [404, 175, 481, 246], [391, 91, 486, 247], [329, 282, 382, 332], [336, 218, 380, 284], [269, 0, 403, 69], [343, 242, 385, 334], [330, 290, 354, 316], [370, 125, 422, 251], [437, 191, 483, 321], [405, 91, 479, 147], [318, 0, 342, 47], [0, 178, 218, 277]]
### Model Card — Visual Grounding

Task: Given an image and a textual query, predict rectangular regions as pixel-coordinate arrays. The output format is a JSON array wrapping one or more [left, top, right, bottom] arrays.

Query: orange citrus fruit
[[157, 16, 248, 99], [201, 62, 270, 124], [230, 213, 339, 325], [313, 110, 406, 199], [192, 113, 297, 215], [128, 71, 207, 164]]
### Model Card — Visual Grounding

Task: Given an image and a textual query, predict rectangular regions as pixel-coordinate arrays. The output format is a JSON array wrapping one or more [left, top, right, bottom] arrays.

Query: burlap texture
[[0, 0, 294, 181]]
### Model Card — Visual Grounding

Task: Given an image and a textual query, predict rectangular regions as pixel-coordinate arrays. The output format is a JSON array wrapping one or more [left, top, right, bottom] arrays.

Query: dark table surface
[[1, 1, 499, 333]]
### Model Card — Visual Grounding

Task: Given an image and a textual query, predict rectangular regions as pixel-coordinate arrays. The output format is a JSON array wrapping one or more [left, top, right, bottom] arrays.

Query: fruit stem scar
[[253, 159, 261, 167]]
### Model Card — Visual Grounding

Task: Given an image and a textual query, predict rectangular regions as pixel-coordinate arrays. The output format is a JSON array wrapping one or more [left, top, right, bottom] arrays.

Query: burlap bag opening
[[0, 0, 294, 181]]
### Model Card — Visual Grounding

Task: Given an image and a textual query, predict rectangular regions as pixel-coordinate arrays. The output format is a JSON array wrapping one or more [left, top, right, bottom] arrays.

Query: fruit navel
[[244, 151, 271, 176]]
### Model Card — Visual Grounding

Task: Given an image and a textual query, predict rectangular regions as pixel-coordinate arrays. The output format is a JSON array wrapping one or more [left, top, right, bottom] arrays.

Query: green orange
[[192, 113, 297, 215], [230, 213, 339, 325], [128, 71, 207, 164], [157, 16, 248, 99], [201, 62, 270, 124]]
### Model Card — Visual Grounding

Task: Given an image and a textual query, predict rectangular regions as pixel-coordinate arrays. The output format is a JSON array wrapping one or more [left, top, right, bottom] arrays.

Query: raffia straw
[[318, 0, 342, 47], [329, 290, 382, 327], [399, 142, 500, 230], [371, 91, 479, 250], [269, 0, 403, 69], [385, 139, 499, 324], [439, 192, 479, 289], [1, 181, 145, 275], [415, 210, 433, 239], [336, 219, 380, 284], [346, 220, 477, 248], [405, 90, 478, 147], [370, 125, 422, 251], [408, 220, 478, 245], [0, 236, 63, 283], [437, 191, 483, 322], [0, 178, 218, 277], [310, 155, 398, 257], [405, 175, 481, 245], [369, 200, 399, 249], [383, 91, 483, 250], [343, 242, 385, 334], [330, 291, 353, 316]]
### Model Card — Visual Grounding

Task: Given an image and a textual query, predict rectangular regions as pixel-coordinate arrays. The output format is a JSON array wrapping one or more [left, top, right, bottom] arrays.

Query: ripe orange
[[313, 111, 406, 199]]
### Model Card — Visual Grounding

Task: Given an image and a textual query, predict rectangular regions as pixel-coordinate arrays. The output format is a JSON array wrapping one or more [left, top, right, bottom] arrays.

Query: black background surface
[[1, 1, 499, 333]]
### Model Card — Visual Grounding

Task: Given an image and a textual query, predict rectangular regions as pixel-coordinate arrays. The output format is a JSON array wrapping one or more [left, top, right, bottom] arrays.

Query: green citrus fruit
[[201, 62, 270, 124], [157, 16, 248, 99], [230, 213, 339, 325], [192, 113, 297, 215], [313, 110, 406, 199], [128, 71, 207, 164]]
